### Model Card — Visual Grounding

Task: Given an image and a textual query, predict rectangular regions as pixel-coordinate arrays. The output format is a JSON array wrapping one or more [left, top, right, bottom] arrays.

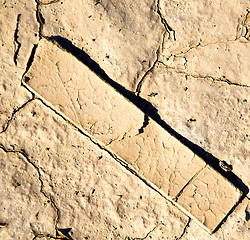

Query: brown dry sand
[[0, 0, 249, 239]]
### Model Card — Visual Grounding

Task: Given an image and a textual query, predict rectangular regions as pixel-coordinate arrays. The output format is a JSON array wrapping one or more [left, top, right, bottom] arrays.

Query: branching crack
[[13, 14, 22, 65], [0, 144, 61, 234], [156, 0, 176, 41]]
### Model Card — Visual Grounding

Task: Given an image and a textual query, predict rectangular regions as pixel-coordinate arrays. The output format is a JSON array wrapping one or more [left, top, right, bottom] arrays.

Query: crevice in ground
[[13, 14, 22, 65], [130, 222, 164, 239], [137, 114, 150, 135], [0, 97, 35, 134], [158, 61, 250, 88], [135, 44, 161, 95], [0, 144, 61, 235], [35, 0, 45, 39], [156, 0, 176, 41], [175, 218, 191, 239]]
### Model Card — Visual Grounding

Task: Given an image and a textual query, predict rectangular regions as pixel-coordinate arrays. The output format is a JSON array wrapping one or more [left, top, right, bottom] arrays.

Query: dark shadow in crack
[[47, 35, 249, 197]]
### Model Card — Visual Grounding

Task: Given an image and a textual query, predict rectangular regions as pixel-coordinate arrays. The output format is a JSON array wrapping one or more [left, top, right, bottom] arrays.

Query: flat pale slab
[[177, 166, 242, 232], [24, 38, 242, 232]]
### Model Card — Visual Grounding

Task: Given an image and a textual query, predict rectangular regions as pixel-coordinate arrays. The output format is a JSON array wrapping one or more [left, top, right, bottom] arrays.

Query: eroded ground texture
[[0, 0, 249, 239]]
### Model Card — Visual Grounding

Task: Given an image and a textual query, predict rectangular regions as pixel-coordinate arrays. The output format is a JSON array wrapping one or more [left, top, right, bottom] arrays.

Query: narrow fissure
[[135, 45, 160, 95], [176, 218, 191, 239], [156, 0, 176, 40], [137, 114, 150, 135], [14, 14, 22, 65]]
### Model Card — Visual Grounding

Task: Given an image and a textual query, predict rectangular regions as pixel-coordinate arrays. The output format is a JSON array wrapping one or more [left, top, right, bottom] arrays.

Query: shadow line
[[47, 35, 249, 196]]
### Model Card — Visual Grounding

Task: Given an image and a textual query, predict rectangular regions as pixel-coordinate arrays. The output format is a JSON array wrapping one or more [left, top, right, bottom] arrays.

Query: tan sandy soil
[[0, 0, 249, 239]]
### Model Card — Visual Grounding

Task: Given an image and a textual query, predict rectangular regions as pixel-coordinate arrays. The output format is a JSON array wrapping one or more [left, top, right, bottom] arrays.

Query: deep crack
[[156, 0, 176, 41], [35, 0, 45, 39], [13, 14, 22, 65], [137, 114, 150, 135]]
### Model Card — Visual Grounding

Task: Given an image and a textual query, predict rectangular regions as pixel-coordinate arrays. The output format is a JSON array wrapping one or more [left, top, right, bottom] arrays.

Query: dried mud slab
[[139, 64, 250, 196], [25, 38, 205, 199], [39, 0, 164, 91], [182, 198, 250, 240], [24, 38, 243, 233], [0, 100, 188, 239]]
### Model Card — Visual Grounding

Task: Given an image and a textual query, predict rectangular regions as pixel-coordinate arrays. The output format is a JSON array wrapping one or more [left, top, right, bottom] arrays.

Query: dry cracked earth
[[0, 0, 250, 239]]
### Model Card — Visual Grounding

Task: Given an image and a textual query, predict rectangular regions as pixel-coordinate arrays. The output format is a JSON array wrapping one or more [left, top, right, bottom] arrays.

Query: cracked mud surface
[[1, 0, 249, 239]]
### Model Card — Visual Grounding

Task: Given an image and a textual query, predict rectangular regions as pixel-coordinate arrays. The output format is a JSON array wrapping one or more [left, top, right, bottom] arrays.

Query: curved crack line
[[156, 0, 176, 41], [158, 61, 250, 88], [0, 144, 61, 234], [135, 44, 161, 95], [175, 217, 191, 239], [0, 97, 35, 134], [132, 221, 164, 239], [35, 0, 45, 39], [13, 14, 22, 65], [37, 0, 60, 5]]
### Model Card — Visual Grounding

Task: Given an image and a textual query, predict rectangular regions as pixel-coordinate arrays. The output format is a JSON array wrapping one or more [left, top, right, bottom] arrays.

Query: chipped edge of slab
[[21, 81, 244, 234]]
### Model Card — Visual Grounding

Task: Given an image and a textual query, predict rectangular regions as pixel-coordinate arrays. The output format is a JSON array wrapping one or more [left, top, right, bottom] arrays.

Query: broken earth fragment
[[23, 38, 243, 232], [177, 166, 242, 233]]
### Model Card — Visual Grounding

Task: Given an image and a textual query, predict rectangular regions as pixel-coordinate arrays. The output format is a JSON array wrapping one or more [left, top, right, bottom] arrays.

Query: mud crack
[[0, 98, 34, 134], [0, 144, 61, 233], [174, 163, 206, 202], [175, 217, 191, 239], [158, 61, 250, 88], [13, 14, 22, 65], [128, 222, 164, 240], [135, 44, 161, 96], [156, 0, 176, 41], [137, 114, 150, 135]]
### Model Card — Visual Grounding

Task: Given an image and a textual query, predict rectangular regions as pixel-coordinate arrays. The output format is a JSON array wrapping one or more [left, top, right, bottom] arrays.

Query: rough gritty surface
[[0, 100, 188, 239], [0, 0, 249, 239], [25, 38, 207, 200]]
